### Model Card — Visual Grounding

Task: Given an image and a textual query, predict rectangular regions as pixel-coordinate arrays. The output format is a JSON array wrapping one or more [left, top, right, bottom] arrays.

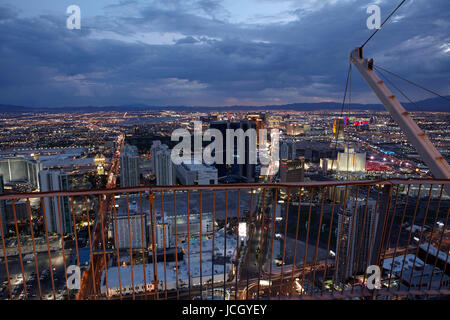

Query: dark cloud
[[0, 0, 448, 107], [0, 4, 19, 21], [176, 36, 200, 44]]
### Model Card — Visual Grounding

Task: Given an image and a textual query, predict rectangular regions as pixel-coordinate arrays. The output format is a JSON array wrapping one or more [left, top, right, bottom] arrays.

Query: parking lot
[[0, 250, 74, 300]]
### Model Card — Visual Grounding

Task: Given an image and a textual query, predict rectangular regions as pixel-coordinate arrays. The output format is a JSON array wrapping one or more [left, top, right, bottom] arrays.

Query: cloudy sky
[[0, 0, 448, 107]]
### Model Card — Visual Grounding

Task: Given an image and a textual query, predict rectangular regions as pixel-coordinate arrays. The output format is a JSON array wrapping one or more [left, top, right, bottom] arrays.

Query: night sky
[[0, 0, 448, 107]]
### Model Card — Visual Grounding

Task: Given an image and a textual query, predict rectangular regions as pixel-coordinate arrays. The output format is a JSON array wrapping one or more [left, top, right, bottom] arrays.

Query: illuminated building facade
[[280, 157, 305, 183], [151, 142, 175, 186], [38, 169, 72, 234], [0, 175, 6, 237], [0, 156, 41, 189], [321, 147, 366, 173], [333, 118, 345, 140], [335, 200, 378, 283], [120, 144, 140, 187]]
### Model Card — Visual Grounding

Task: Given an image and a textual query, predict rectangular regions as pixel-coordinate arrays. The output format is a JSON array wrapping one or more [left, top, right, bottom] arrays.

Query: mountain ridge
[[0, 96, 448, 113]]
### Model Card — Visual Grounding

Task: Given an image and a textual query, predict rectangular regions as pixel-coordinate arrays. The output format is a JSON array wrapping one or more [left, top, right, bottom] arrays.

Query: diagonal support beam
[[350, 48, 450, 195]]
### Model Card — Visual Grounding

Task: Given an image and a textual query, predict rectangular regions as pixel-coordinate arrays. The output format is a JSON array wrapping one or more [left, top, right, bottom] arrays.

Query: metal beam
[[350, 48, 450, 195]]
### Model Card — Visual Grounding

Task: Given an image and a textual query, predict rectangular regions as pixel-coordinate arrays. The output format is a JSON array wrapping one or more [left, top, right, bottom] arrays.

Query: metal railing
[[0, 179, 448, 300]]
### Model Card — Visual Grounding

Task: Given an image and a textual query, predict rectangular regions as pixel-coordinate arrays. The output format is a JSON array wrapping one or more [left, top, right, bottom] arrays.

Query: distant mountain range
[[0, 96, 448, 113]]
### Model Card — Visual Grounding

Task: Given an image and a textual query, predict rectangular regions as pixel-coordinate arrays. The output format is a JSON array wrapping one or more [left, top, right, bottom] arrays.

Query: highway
[[357, 137, 427, 175], [238, 259, 335, 299], [77, 134, 124, 299], [238, 156, 278, 298]]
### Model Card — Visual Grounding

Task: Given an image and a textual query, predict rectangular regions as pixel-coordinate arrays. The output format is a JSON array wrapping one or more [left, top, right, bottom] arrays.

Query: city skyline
[[0, 0, 448, 303]]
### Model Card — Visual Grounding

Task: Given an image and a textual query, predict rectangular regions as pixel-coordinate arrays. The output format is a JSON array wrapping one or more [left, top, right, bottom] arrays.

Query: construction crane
[[350, 47, 450, 194]]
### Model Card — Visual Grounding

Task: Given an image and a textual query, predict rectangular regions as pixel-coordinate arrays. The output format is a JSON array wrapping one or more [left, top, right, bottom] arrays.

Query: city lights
[[0, 0, 448, 305]]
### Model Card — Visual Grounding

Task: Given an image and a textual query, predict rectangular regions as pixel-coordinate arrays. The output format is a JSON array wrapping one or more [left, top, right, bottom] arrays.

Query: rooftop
[[101, 228, 237, 291]]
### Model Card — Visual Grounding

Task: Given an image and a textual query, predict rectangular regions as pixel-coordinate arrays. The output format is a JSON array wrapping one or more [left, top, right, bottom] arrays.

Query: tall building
[[5, 200, 28, 222], [280, 141, 289, 160], [151, 218, 172, 250], [175, 162, 218, 185], [0, 175, 6, 237], [120, 144, 140, 187], [321, 147, 366, 173], [210, 119, 257, 181], [328, 185, 347, 204], [247, 113, 266, 140], [94, 154, 106, 175], [333, 118, 345, 140], [280, 140, 296, 161], [149, 212, 215, 250], [335, 200, 378, 283], [151, 142, 175, 186], [38, 169, 72, 235], [336, 147, 366, 172], [114, 214, 147, 250], [0, 156, 41, 189], [113, 198, 147, 250], [280, 157, 305, 183], [165, 212, 214, 239], [228, 120, 256, 182], [209, 121, 228, 177]]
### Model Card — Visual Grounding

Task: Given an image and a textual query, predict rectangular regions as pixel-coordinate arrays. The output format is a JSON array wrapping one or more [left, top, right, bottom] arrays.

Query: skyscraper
[[0, 174, 6, 238], [175, 162, 218, 185], [111, 197, 147, 250], [336, 147, 366, 172], [114, 212, 147, 250], [210, 120, 256, 182], [280, 140, 296, 161], [280, 157, 305, 183], [120, 144, 140, 188], [38, 169, 72, 235], [209, 121, 228, 178], [151, 142, 175, 186], [230, 120, 256, 182], [335, 200, 378, 283], [0, 156, 41, 189], [247, 113, 266, 141], [153, 220, 172, 250], [333, 118, 345, 140]]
